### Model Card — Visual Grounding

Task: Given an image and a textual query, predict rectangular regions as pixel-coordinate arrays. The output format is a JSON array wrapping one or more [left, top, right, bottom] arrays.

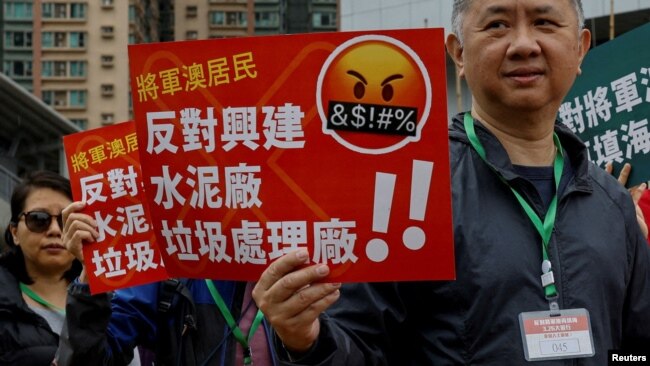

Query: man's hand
[[253, 249, 341, 353], [605, 163, 648, 238]]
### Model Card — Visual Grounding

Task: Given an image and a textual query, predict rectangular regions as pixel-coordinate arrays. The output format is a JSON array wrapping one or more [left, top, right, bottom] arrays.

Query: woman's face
[[10, 187, 75, 278]]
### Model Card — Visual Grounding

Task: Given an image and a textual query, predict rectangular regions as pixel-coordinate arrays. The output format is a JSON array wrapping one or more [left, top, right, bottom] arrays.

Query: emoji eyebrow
[[381, 74, 403, 86], [347, 70, 367, 85]]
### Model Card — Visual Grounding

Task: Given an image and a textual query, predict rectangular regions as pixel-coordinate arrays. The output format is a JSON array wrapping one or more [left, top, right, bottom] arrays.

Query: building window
[[255, 11, 279, 27], [43, 31, 87, 48], [101, 84, 114, 97], [209, 11, 225, 25], [128, 5, 135, 22], [69, 90, 87, 107], [42, 90, 86, 108], [70, 119, 88, 130], [54, 32, 67, 47], [209, 11, 247, 27], [42, 90, 69, 107], [102, 0, 114, 8], [128, 33, 135, 44], [54, 3, 67, 18], [42, 3, 53, 18], [186, 31, 198, 40], [227, 11, 247, 26], [101, 26, 114, 38], [101, 55, 114, 67], [186, 6, 197, 18], [101, 113, 115, 125], [313, 11, 336, 27], [41, 32, 53, 47], [42, 60, 86, 77], [69, 32, 86, 47], [5, 31, 32, 48], [54, 61, 67, 76], [70, 3, 87, 19], [69, 61, 86, 77], [3, 60, 32, 77], [42, 3, 86, 20], [3, 1, 33, 19]]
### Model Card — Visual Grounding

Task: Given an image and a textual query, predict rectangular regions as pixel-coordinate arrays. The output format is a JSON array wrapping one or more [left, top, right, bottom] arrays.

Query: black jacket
[[276, 113, 650, 365], [0, 265, 59, 366]]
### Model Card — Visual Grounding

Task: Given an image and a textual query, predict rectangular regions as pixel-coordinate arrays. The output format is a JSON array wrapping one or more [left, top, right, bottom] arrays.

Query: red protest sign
[[63, 121, 168, 293], [128, 28, 454, 282]]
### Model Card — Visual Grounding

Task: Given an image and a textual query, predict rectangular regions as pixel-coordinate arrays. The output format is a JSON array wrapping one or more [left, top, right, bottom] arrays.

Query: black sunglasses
[[18, 211, 64, 233]]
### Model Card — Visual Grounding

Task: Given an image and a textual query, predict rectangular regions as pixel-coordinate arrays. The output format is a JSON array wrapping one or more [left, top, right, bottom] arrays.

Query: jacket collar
[[449, 112, 592, 194]]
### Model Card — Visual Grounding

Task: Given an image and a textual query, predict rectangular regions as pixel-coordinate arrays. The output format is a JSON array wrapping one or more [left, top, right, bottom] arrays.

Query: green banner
[[561, 23, 650, 187]]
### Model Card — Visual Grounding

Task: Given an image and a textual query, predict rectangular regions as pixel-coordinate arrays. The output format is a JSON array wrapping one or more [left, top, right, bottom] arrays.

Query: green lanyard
[[463, 113, 564, 302], [19, 282, 66, 315], [205, 280, 264, 365]]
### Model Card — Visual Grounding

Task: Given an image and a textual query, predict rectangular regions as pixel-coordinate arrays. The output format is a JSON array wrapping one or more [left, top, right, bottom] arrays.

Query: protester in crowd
[[254, 0, 650, 365], [0, 171, 83, 365], [606, 162, 649, 240], [56, 200, 276, 365]]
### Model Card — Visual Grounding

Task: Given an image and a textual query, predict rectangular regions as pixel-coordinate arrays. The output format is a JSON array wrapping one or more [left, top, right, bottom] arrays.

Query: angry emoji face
[[317, 36, 431, 154]]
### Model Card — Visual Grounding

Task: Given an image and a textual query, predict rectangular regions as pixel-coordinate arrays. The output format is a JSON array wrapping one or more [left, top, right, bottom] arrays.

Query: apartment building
[[1, 0, 131, 130], [175, 0, 338, 41], [0, 0, 338, 131]]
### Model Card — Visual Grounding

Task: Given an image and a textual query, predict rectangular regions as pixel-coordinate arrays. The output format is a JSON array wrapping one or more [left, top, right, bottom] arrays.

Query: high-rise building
[[1, 0, 131, 130], [174, 0, 338, 41], [0, 0, 338, 132], [1, 0, 36, 92]]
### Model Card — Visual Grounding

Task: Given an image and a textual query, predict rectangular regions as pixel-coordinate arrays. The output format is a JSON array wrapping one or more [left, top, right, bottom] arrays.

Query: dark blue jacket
[[58, 279, 278, 366], [274, 113, 650, 365]]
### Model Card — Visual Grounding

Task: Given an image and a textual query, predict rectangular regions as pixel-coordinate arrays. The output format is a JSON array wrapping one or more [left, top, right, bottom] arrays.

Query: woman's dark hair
[[1, 170, 82, 284]]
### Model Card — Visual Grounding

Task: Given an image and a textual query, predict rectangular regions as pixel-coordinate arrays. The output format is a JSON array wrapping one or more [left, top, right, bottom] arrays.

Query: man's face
[[452, 0, 590, 116]]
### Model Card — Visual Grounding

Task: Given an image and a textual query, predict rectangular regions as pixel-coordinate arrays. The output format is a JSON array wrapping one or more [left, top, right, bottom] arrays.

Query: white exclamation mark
[[403, 160, 434, 250], [366, 172, 396, 262]]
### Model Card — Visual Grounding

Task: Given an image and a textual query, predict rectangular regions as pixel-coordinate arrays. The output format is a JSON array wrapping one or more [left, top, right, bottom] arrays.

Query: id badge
[[518, 308, 595, 361]]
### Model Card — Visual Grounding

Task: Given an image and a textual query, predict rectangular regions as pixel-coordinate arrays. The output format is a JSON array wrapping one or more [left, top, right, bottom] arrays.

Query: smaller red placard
[[63, 121, 168, 293]]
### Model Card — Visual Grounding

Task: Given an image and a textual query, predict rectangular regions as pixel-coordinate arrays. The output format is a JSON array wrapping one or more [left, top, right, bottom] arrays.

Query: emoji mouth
[[326, 100, 418, 137]]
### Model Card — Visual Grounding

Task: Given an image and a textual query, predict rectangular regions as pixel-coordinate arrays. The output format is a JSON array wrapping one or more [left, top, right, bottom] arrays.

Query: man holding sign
[[255, 0, 650, 365]]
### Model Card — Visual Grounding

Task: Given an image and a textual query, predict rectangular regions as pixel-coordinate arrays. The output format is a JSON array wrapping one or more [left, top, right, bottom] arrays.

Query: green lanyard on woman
[[20, 282, 66, 315], [463, 113, 564, 309], [205, 280, 264, 365]]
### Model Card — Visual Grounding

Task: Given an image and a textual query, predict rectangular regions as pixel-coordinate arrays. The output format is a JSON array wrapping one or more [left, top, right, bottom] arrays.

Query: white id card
[[518, 308, 595, 361]]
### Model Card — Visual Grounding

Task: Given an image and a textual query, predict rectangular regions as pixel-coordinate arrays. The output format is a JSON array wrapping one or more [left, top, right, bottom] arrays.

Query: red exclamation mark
[[403, 160, 434, 250]]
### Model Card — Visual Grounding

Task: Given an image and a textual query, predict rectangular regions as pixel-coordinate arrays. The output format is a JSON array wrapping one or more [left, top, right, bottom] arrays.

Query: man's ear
[[576, 28, 592, 75], [446, 33, 465, 78]]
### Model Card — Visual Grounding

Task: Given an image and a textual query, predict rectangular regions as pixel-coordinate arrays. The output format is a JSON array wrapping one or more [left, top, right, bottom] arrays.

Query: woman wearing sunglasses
[[0, 171, 82, 365]]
